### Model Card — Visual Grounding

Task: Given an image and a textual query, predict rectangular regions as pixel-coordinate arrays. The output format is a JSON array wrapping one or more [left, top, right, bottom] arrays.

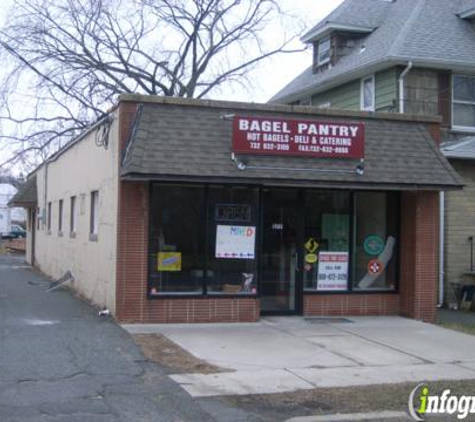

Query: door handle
[[295, 252, 299, 272]]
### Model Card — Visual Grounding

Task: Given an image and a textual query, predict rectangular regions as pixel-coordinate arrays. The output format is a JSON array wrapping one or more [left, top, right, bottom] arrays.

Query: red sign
[[233, 116, 364, 159]]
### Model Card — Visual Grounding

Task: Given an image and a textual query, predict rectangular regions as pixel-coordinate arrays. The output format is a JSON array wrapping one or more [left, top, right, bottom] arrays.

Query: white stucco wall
[[33, 113, 120, 313]]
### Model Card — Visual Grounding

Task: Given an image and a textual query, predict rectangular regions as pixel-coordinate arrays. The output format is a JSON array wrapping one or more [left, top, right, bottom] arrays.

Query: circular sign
[[304, 263, 313, 272], [364, 235, 385, 256], [367, 259, 384, 275], [305, 253, 318, 264]]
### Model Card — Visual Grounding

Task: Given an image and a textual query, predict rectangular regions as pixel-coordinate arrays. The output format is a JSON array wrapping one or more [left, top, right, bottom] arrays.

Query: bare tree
[[0, 0, 305, 170]]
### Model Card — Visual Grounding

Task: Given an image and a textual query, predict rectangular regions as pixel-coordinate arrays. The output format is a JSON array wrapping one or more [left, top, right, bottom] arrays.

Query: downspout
[[438, 192, 445, 307], [398, 61, 413, 113]]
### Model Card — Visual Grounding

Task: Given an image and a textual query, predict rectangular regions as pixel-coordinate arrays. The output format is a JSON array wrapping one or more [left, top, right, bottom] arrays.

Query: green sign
[[364, 235, 385, 256]]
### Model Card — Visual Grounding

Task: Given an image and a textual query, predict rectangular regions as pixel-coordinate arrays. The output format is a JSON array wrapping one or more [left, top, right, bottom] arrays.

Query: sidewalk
[[124, 315, 475, 397]]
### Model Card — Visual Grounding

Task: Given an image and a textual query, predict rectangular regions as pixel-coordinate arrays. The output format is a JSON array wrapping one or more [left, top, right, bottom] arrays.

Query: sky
[[213, 0, 344, 103]]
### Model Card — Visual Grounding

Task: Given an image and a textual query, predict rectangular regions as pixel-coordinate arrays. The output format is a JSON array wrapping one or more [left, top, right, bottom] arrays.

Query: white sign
[[317, 252, 348, 291], [215, 225, 256, 259]]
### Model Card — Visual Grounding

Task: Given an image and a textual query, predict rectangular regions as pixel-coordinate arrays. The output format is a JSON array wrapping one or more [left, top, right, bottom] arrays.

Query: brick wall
[[304, 294, 400, 317], [400, 191, 439, 322]]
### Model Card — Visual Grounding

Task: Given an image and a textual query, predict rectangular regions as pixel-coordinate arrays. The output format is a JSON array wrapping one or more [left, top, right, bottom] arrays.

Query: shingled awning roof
[[120, 97, 462, 191], [8, 175, 37, 207]]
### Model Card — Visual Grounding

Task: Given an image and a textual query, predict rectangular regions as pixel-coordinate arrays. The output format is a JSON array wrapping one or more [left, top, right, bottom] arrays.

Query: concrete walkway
[[123, 316, 475, 397]]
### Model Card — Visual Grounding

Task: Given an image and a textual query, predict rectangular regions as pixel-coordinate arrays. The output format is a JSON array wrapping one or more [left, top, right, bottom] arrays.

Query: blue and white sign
[[215, 225, 256, 259]]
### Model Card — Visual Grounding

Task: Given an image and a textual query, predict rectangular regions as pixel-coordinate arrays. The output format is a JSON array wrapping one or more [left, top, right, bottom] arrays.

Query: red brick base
[[304, 294, 400, 317], [140, 298, 259, 323]]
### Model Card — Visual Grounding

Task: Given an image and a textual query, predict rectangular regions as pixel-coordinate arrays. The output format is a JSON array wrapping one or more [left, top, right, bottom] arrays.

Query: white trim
[[302, 23, 374, 43], [360, 75, 375, 111], [317, 37, 331, 66], [459, 7, 475, 19], [452, 74, 475, 130]]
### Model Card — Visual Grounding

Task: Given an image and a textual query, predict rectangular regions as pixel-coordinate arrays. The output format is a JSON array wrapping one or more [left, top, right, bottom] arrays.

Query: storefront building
[[14, 95, 462, 324]]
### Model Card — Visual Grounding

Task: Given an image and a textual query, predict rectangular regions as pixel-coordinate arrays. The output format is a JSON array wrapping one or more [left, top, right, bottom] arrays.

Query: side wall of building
[[34, 114, 120, 312], [444, 160, 475, 305]]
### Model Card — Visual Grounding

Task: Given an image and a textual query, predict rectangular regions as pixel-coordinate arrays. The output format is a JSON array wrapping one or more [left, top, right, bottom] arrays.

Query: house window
[[47, 202, 52, 233], [317, 37, 331, 65], [360, 75, 375, 111], [453, 75, 475, 130], [58, 199, 63, 235], [90, 190, 99, 240], [70, 196, 76, 236]]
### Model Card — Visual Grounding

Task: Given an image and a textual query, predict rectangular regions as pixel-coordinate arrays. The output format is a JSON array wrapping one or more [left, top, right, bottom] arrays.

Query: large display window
[[149, 184, 206, 295], [148, 183, 399, 298], [207, 186, 259, 295], [303, 191, 351, 292]]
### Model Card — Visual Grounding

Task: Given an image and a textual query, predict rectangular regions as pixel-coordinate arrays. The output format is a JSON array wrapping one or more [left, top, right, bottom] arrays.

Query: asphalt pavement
[[0, 253, 256, 422]]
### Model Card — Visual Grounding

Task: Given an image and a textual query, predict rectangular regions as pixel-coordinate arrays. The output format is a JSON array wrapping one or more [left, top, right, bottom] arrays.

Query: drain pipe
[[438, 192, 445, 307], [398, 61, 413, 113]]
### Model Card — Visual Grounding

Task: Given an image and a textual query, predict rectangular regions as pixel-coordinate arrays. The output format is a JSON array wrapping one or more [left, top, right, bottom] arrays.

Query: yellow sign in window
[[157, 252, 182, 271]]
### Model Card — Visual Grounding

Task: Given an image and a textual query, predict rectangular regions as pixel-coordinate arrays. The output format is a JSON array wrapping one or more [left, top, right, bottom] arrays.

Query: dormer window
[[317, 37, 331, 65]]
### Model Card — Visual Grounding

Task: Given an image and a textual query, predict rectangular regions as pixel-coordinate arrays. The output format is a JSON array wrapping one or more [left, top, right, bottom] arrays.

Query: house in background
[[0, 183, 26, 236], [271, 0, 475, 307]]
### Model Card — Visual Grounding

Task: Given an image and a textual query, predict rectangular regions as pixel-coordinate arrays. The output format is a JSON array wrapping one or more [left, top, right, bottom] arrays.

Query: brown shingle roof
[[120, 97, 462, 191]]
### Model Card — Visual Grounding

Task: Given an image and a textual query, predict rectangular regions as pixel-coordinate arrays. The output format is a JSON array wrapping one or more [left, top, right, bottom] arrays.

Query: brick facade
[[304, 294, 400, 317], [115, 100, 442, 324], [399, 191, 439, 322]]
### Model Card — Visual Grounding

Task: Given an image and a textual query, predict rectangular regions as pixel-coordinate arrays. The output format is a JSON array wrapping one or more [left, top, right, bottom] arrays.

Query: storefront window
[[207, 186, 258, 295], [149, 184, 205, 295], [303, 191, 351, 292], [352, 192, 398, 291]]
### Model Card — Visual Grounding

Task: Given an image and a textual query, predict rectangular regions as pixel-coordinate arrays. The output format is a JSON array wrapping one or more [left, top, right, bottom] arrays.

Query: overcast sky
[[213, 0, 344, 103]]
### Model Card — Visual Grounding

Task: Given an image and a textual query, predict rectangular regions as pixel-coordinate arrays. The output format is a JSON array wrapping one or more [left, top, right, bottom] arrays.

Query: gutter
[[439, 192, 445, 307], [398, 61, 412, 113]]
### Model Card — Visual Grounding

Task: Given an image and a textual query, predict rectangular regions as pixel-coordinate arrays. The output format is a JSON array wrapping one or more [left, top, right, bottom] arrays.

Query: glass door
[[260, 189, 301, 314]]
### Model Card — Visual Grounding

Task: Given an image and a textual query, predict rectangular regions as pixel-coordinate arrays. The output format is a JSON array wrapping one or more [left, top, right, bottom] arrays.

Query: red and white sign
[[317, 252, 349, 291], [233, 116, 364, 159], [367, 259, 384, 275]]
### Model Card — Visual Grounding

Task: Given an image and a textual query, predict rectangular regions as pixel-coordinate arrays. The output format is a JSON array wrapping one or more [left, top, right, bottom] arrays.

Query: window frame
[[58, 199, 63, 235], [317, 36, 331, 66], [70, 195, 77, 237], [147, 183, 400, 299], [452, 74, 475, 132], [47, 202, 52, 233], [360, 74, 376, 112], [89, 190, 99, 241]]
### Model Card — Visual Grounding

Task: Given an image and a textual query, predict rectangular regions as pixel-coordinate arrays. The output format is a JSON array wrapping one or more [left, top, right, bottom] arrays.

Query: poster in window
[[322, 214, 349, 251], [317, 251, 348, 291], [215, 225, 256, 259], [157, 252, 182, 271]]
